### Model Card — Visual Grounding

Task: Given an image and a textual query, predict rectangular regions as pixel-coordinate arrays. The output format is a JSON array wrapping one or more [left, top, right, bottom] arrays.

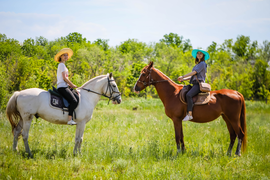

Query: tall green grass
[[0, 98, 269, 179]]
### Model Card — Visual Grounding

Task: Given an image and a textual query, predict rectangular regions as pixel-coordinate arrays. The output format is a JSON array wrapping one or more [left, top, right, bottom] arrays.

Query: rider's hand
[[178, 76, 184, 82], [72, 84, 78, 88]]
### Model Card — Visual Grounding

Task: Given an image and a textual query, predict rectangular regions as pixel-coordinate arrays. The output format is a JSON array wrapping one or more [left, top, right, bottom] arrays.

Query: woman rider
[[54, 48, 78, 125], [178, 49, 209, 121]]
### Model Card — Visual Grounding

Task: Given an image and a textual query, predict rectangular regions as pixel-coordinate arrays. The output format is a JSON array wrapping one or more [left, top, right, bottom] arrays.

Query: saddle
[[179, 85, 211, 105], [48, 86, 79, 116]]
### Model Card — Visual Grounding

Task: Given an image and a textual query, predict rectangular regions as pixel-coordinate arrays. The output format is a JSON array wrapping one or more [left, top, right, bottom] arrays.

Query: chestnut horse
[[134, 62, 247, 156]]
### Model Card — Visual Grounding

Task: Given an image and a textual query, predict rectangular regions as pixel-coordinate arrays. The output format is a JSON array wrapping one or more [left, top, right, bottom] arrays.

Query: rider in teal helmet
[[178, 49, 209, 121]]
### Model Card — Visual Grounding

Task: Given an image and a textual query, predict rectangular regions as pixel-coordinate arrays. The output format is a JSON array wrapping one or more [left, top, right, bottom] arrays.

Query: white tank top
[[57, 63, 68, 88]]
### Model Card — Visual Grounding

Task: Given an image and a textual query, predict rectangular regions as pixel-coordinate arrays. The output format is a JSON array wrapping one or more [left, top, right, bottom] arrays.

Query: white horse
[[6, 73, 121, 157]]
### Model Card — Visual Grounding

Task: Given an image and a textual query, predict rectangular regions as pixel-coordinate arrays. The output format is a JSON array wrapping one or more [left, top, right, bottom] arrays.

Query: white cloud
[[0, 12, 107, 42]]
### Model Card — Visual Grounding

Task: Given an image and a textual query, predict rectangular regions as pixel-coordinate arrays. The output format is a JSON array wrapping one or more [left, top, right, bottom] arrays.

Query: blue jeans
[[186, 82, 201, 113]]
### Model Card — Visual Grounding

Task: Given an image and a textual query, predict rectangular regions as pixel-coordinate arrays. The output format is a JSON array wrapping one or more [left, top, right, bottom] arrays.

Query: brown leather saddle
[[179, 85, 210, 105]]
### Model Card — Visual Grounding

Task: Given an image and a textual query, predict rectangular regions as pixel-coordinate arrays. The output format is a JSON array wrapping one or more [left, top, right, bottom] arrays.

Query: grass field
[[0, 98, 270, 179]]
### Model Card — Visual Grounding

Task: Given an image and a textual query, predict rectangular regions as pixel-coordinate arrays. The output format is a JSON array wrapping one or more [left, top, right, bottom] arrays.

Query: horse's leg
[[21, 114, 33, 157], [13, 119, 23, 151], [224, 114, 244, 156], [73, 122, 86, 155], [235, 137, 242, 156], [173, 119, 185, 154], [222, 114, 236, 156], [231, 121, 244, 157]]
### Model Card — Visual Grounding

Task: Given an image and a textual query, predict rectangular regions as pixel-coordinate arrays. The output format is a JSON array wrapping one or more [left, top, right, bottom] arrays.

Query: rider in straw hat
[[178, 49, 209, 121], [55, 48, 78, 125]]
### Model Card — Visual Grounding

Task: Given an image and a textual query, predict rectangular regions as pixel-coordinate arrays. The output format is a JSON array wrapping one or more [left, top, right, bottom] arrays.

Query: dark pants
[[58, 87, 79, 116], [186, 83, 201, 113]]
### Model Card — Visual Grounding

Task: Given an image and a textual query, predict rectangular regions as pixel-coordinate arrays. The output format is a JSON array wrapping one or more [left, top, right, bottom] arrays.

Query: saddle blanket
[[48, 87, 79, 111], [50, 94, 69, 110]]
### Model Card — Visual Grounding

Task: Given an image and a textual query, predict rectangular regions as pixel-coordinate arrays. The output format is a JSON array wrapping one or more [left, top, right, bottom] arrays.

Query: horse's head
[[103, 72, 122, 104], [134, 61, 154, 93]]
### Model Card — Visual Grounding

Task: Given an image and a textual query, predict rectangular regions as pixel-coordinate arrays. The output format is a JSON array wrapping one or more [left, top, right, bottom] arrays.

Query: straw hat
[[54, 48, 73, 62], [192, 49, 210, 60]]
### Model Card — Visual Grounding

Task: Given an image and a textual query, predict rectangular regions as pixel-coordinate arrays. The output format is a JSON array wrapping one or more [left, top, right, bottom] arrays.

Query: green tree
[[36, 36, 48, 47], [160, 33, 183, 48], [259, 40, 270, 62], [94, 39, 109, 51], [21, 38, 38, 57], [207, 41, 218, 65], [154, 42, 185, 78], [0, 33, 21, 60], [232, 35, 250, 59], [247, 40, 258, 60], [118, 39, 152, 62], [66, 32, 86, 44], [219, 39, 233, 53], [252, 59, 270, 99], [77, 45, 106, 78], [208, 41, 217, 54], [160, 33, 192, 52], [182, 39, 192, 52], [0, 61, 9, 109]]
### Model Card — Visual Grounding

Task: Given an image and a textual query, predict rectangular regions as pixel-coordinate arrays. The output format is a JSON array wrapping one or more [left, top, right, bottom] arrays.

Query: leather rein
[[136, 68, 168, 86], [79, 77, 121, 104]]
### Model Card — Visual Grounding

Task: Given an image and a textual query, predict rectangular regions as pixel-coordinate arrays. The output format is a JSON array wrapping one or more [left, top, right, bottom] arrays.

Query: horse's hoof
[[177, 149, 186, 155]]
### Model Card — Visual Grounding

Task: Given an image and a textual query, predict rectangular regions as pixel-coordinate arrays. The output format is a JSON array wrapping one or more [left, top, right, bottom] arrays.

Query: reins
[[79, 77, 121, 104]]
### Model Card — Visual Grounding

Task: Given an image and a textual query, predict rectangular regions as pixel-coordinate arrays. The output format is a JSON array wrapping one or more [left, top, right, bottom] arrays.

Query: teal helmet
[[192, 49, 210, 60]]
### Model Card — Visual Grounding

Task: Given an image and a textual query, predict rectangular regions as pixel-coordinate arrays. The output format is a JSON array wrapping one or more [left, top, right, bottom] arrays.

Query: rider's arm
[[182, 76, 192, 81], [183, 71, 197, 78], [62, 72, 77, 88], [178, 71, 197, 82]]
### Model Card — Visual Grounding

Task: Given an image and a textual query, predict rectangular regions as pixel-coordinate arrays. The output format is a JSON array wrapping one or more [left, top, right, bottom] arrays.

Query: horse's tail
[[6, 91, 22, 135], [238, 92, 247, 152]]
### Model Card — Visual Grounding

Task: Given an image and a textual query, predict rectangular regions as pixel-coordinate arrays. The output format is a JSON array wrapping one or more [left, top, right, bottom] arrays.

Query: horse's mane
[[80, 75, 107, 88], [153, 68, 184, 87]]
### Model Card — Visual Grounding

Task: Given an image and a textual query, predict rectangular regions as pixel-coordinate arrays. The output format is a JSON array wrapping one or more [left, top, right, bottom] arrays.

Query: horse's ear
[[109, 72, 113, 79], [148, 61, 154, 69]]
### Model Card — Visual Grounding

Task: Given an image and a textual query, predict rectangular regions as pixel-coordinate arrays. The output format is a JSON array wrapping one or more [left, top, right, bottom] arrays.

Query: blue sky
[[0, 0, 269, 49]]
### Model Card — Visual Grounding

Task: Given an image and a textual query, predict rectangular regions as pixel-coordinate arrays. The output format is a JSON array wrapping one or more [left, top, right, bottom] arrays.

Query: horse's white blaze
[[134, 73, 142, 92]]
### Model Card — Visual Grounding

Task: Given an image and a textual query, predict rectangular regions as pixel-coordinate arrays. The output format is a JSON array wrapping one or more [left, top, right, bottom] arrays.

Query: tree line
[[0, 32, 269, 110]]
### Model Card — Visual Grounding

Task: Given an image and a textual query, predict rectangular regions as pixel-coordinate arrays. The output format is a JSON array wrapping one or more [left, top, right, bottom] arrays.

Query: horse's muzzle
[[134, 86, 140, 94], [113, 96, 121, 104], [116, 97, 122, 104]]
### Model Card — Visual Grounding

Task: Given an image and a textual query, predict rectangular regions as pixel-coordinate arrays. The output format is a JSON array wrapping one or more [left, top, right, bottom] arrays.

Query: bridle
[[136, 68, 168, 87], [79, 77, 121, 104]]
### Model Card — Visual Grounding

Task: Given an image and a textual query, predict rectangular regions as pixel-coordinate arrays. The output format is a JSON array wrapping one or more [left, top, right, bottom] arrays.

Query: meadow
[[0, 98, 269, 179]]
